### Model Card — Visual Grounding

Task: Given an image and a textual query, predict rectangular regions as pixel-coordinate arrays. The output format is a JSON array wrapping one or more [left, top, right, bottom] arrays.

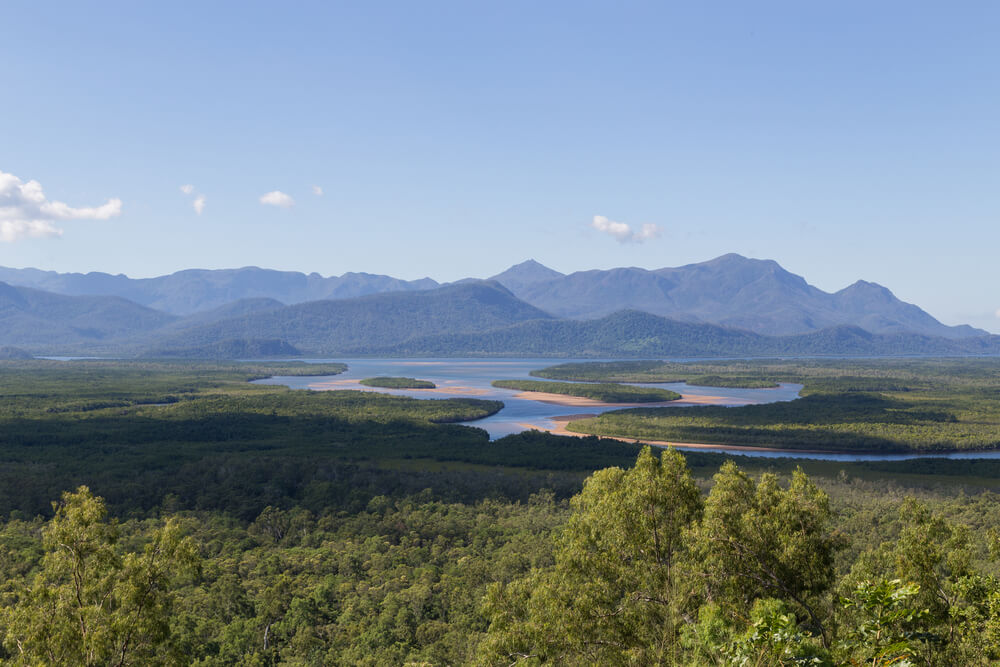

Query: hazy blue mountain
[[504, 254, 982, 339], [353, 309, 1000, 358], [0, 281, 176, 348], [149, 338, 302, 359], [488, 259, 564, 293], [0, 346, 32, 359], [146, 281, 554, 355], [830, 280, 984, 338], [0, 266, 439, 315], [166, 298, 287, 329], [2, 277, 996, 358], [0, 254, 990, 355], [0, 255, 984, 339]]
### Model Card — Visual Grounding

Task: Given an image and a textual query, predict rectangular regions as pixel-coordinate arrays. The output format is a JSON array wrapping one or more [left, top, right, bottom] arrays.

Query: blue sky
[[2, 1, 998, 331]]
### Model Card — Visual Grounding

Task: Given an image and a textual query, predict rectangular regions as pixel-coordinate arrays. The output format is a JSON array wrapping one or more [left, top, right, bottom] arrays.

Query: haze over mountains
[[0, 254, 994, 358], [488, 255, 982, 339], [0, 266, 437, 315]]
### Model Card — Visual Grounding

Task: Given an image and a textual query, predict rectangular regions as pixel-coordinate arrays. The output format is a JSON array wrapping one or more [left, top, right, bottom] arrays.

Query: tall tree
[[693, 464, 844, 645], [478, 447, 702, 665], [1, 487, 199, 666]]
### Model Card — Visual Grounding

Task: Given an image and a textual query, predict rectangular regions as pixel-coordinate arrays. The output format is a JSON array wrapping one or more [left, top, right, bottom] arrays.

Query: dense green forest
[[354, 310, 1000, 359], [491, 379, 681, 403], [532, 360, 781, 388], [3, 359, 1000, 664], [360, 376, 437, 389]]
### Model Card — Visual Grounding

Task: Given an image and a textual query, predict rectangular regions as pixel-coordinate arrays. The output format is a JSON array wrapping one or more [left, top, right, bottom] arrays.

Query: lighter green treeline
[[492, 379, 681, 403], [359, 377, 437, 389]]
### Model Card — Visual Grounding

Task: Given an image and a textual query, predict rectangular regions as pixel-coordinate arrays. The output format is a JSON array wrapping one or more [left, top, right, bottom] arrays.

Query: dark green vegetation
[[533, 360, 780, 388], [5, 360, 1000, 663], [360, 376, 437, 389], [492, 379, 681, 403], [687, 374, 779, 388], [559, 358, 1000, 453]]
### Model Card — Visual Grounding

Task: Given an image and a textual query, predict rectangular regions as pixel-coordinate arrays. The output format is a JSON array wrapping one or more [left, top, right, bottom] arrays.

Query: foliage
[[4, 360, 1000, 663], [478, 448, 701, 664], [1, 487, 199, 665], [533, 361, 778, 388], [360, 376, 436, 389], [559, 358, 1000, 452], [836, 579, 930, 666], [491, 379, 680, 403]]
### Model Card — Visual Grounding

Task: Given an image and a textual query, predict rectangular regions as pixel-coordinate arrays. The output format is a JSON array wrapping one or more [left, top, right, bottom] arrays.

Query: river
[[252, 357, 1000, 463]]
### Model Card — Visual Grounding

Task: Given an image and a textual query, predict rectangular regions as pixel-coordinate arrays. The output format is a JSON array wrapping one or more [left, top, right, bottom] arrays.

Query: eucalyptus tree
[[1, 487, 200, 666], [478, 447, 702, 665]]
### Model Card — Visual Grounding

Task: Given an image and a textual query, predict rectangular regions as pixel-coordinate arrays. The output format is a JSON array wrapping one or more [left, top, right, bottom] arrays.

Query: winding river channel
[[249, 357, 1000, 463]]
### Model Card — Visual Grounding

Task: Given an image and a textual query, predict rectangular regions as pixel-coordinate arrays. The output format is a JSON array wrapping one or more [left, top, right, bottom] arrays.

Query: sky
[[1, 1, 998, 331]]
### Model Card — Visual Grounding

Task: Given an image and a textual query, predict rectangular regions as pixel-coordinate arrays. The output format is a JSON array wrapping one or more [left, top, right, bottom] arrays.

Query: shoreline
[[510, 390, 750, 408], [519, 414, 902, 456], [307, 378, 492, 396]]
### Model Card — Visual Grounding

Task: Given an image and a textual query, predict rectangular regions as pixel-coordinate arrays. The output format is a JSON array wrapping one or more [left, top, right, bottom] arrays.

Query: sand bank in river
[[510, 391, 751, 409], [306, 378, 490, 396], [516, 414, 839, 455]]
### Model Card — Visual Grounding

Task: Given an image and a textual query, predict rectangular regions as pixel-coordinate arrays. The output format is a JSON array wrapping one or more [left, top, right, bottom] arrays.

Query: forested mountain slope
[[147, 281, 554, 356], [0, 281, 176, 347], [504, 254, 983, 338]]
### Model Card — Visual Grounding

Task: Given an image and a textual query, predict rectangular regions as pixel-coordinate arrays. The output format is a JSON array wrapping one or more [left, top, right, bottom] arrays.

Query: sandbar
[[307, 378, 490, 396], [519, 413, 850, 455], [510, 390, 751, 409]]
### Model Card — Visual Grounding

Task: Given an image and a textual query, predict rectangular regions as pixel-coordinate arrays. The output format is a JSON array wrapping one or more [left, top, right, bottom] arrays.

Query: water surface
[[253, 357, 801, 438]]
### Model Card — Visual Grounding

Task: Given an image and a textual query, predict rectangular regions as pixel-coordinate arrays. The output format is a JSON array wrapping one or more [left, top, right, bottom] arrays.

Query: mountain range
[[0, 255, 994, 358], [488, 255, 982, 339]]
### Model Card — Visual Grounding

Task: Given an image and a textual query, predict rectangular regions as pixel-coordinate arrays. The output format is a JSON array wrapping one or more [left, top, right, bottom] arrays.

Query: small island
[[686, 375, 780, 389], [531, 362, 780, 389], [491, 379, 681, 403], [360, 376, 437, 389]]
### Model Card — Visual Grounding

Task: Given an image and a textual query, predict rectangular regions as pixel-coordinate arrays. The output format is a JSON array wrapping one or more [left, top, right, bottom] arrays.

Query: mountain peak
[[489, 260, 564, 293], [836, 280, 896, 301]]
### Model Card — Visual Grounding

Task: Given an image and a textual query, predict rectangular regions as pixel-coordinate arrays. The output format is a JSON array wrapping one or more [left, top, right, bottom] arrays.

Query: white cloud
[[995, 308, 1000, 319], [179, 184, 205, 214], [312, 185, 323, 196], [260, 190, 295, 208], [590, 215, 661, 244], [0, 170, 122, 242]]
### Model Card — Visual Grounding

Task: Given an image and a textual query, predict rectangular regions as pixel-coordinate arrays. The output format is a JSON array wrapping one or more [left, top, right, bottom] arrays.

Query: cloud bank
[[590, 215, 661, 244], [260, 190, 295, 208], [0, 170, 122, 242]]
